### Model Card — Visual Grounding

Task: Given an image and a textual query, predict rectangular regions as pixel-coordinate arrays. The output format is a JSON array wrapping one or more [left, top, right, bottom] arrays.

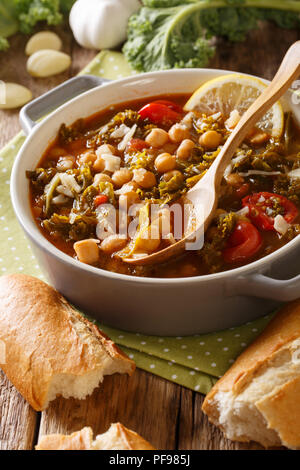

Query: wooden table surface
[[0, 23, 298, 451]]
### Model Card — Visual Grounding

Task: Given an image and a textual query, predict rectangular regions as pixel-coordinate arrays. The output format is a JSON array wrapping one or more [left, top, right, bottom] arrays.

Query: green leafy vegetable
[[80, 184, 98, 208], [273, 175, 300, 203], [43, 213, 70, 237], [98, 182, 116, 205], [185, 173, 204, 186], [200, 210, 237, 273], [15, 0, 64, 33], [0, 0, 18, 50], [0, 0, 76, 50], [76, 165, 93, 190], [88, 110, 142, 147], [43, 212, 97, 241], [123, 0, 300, 72], [112, 110, 141, 127], [59, 119, 85, 144], [217, 211, 237, 238], [158, 172, 185, 202], [26, 167, 57, 190], [126, 150, 155, 171]]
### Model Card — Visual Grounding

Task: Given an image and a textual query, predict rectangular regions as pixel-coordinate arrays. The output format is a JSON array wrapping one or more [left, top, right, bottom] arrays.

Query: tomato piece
[[242, 192, 298, 231], [235, 183, 250, 199], [223, 220, 263, 264], [138, 102, 181, 125], [128, 138, 149, 152], [152, 100, 183, 114], [94, 195, 108, 207]]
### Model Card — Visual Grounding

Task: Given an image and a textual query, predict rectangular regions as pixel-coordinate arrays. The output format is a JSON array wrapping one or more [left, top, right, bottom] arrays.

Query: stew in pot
[[27, 94, 300, 278]]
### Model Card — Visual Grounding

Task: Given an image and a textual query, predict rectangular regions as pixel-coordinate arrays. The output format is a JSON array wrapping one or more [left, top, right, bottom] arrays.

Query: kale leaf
[[123, 1, 300, 72], [0, 0, 76, 49]]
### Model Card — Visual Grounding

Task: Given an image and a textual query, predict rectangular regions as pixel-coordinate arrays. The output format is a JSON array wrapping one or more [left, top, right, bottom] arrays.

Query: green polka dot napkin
[[0, 51, 274, 395]]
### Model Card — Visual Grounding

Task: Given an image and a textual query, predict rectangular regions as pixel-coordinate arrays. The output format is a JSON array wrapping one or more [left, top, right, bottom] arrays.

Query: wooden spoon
[[123, 41, 300, 266]]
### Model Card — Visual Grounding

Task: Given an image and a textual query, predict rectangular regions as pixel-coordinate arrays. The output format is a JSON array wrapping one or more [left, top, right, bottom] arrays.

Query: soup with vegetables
[[27, 94, 300, 278]]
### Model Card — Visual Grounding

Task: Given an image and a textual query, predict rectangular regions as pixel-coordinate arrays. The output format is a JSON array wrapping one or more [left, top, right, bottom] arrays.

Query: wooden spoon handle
[[211, 40, 300, 185]]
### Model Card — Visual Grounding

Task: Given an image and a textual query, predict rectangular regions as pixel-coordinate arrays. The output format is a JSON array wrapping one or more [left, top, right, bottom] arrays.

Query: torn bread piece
[[202, 300, 300, 449], [0, 274, 135, 411], [36, 423, 155, 450]]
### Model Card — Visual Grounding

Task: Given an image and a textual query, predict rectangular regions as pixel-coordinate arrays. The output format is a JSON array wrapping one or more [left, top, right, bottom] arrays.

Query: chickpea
[[226, 173, 244, 187], [176, 139, 195, 160], [57, 156, 75, 171], [136, 228, 161, 253], [168, 124, 190, 143], [155, 153, 176, 173], [96, 144, 116, 157], [112, 168, 132, 188], [248, 131, 270, 146], [94, 173, 113, 186], [145, 128, 169, 148], [101, 235, 128, 254], [162, 142, 177, 155], [199, 130, 222, 149], [133, 168, 156, 189], [119, 181, 139, 194], [119, 191, 140, 211], [74, 239, 99, 265], [78, 151, 97, 165], [163, 170, 184, 183], [93, 157, 105, 172]]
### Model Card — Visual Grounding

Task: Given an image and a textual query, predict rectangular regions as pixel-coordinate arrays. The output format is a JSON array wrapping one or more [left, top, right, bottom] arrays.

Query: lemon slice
[[184, 74, 284, 138]]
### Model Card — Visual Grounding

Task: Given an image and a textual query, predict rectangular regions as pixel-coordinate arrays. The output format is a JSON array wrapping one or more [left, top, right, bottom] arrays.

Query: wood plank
[[38, 370, 181, 450], [211, 22, 300, 80], [177, 388, 264, 450], [0, 371, 38, 450]]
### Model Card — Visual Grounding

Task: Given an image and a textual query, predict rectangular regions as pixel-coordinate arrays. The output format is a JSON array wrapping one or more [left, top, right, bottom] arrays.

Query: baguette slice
[[202, 300, 300, 449], [0, 274, 135, 411], [36, 423, 155, 450]]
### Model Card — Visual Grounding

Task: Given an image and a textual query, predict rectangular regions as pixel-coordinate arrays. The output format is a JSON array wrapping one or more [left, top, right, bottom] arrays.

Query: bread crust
[[106, 423, 156, 450], [256, 376, 300, 450], [36, 423, 155, 450], [202, 300, 300, 448], [203, 300, 300, 411], [36, 427, 94, 450], [0, 274, 135, 411]]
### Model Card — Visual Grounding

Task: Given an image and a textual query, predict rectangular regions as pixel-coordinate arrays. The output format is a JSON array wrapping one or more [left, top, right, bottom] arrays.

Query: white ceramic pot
[[10, 69, 300, 335]]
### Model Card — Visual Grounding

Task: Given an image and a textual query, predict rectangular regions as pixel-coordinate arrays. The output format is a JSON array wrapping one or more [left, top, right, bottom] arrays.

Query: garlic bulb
[[69, 0, 141, 50]]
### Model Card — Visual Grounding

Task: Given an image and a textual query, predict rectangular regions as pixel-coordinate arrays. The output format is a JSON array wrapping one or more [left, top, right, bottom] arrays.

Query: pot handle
[[19, 75, 110, 136], [230, 272, 300, 302]]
